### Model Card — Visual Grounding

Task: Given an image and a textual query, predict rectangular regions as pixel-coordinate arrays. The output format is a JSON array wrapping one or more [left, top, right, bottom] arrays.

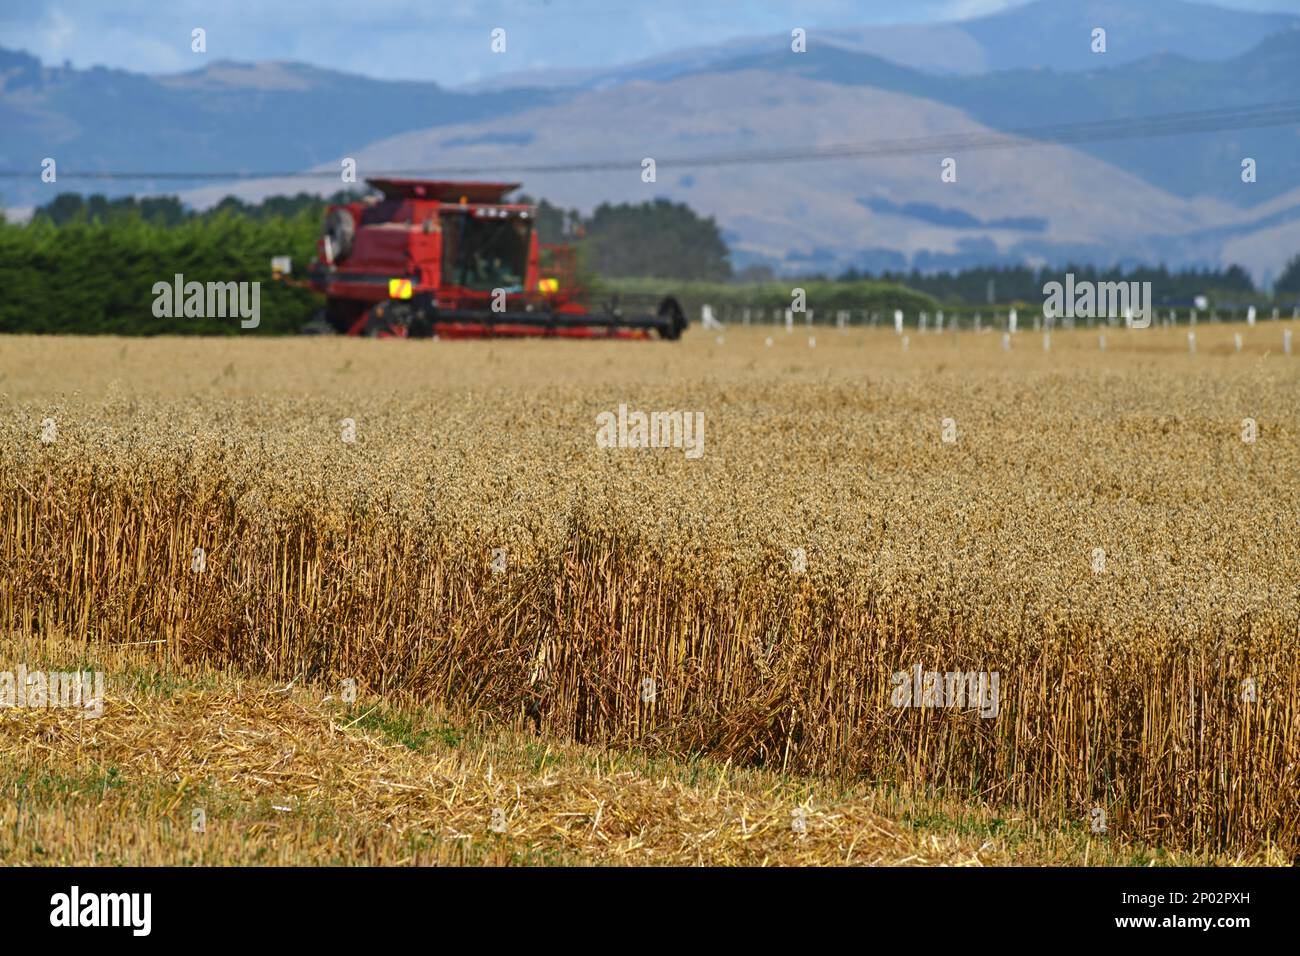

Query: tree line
[[835, 262, 1300, 304], [0, 207, 322, 334]]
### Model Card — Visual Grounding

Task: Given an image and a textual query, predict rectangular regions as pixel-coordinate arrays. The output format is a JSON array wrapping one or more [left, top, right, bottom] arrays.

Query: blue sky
[[4, 0, 1298, 85]]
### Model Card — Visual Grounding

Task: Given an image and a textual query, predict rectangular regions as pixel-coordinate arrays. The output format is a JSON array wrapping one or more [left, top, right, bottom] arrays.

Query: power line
[[2, 99, 1297, 182]]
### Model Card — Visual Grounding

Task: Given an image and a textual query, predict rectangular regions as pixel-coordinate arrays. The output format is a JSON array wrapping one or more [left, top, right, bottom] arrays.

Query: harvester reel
[[323, 208, 355, 262]]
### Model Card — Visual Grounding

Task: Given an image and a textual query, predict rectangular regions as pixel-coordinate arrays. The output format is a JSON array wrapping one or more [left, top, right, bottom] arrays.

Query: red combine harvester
[[272, 178, 687, 340]]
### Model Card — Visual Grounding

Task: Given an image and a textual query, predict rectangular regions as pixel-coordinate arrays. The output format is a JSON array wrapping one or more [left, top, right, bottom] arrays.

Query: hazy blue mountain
[[952, 0, 1299, 73], [5, 0, 1296, 209], [462, 0, 1300, 89], [179, 67, 1276, 280], [0, 49, 555, 207], [687, 27, 1300, 206]]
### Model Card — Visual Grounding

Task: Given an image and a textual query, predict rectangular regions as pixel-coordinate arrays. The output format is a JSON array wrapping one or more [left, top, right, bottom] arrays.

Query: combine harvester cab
[[277, 178, 687, 341]]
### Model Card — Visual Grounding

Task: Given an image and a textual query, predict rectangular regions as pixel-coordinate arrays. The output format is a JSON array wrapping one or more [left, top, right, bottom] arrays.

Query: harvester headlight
[[538, 278, 559, 294], [389, 278, 413, 299]]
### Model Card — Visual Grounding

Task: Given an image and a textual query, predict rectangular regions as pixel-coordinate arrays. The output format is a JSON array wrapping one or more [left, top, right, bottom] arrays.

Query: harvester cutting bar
[[431, 322, 652, 340], [357, 294, 688, 340], [424, 307, 679, 336]]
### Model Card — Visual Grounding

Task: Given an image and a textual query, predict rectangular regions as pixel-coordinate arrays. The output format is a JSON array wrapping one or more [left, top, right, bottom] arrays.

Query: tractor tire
[[323, 208, 355, 262], [656, 296, 688, 340]]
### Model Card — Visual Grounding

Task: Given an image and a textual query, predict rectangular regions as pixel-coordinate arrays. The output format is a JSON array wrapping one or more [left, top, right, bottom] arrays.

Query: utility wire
[[1, 99, 1297, 181]]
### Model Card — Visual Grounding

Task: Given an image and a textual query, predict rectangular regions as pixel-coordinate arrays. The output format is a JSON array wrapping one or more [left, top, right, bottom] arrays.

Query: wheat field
[[2, 322, 1297, 862]]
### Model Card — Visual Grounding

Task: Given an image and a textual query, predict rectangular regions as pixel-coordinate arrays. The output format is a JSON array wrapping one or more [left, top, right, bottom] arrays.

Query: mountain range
[[3, 0, 1300, 280]]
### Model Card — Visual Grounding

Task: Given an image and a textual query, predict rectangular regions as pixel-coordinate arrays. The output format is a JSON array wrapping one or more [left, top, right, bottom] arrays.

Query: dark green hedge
[[0, 214, 322, 335]]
